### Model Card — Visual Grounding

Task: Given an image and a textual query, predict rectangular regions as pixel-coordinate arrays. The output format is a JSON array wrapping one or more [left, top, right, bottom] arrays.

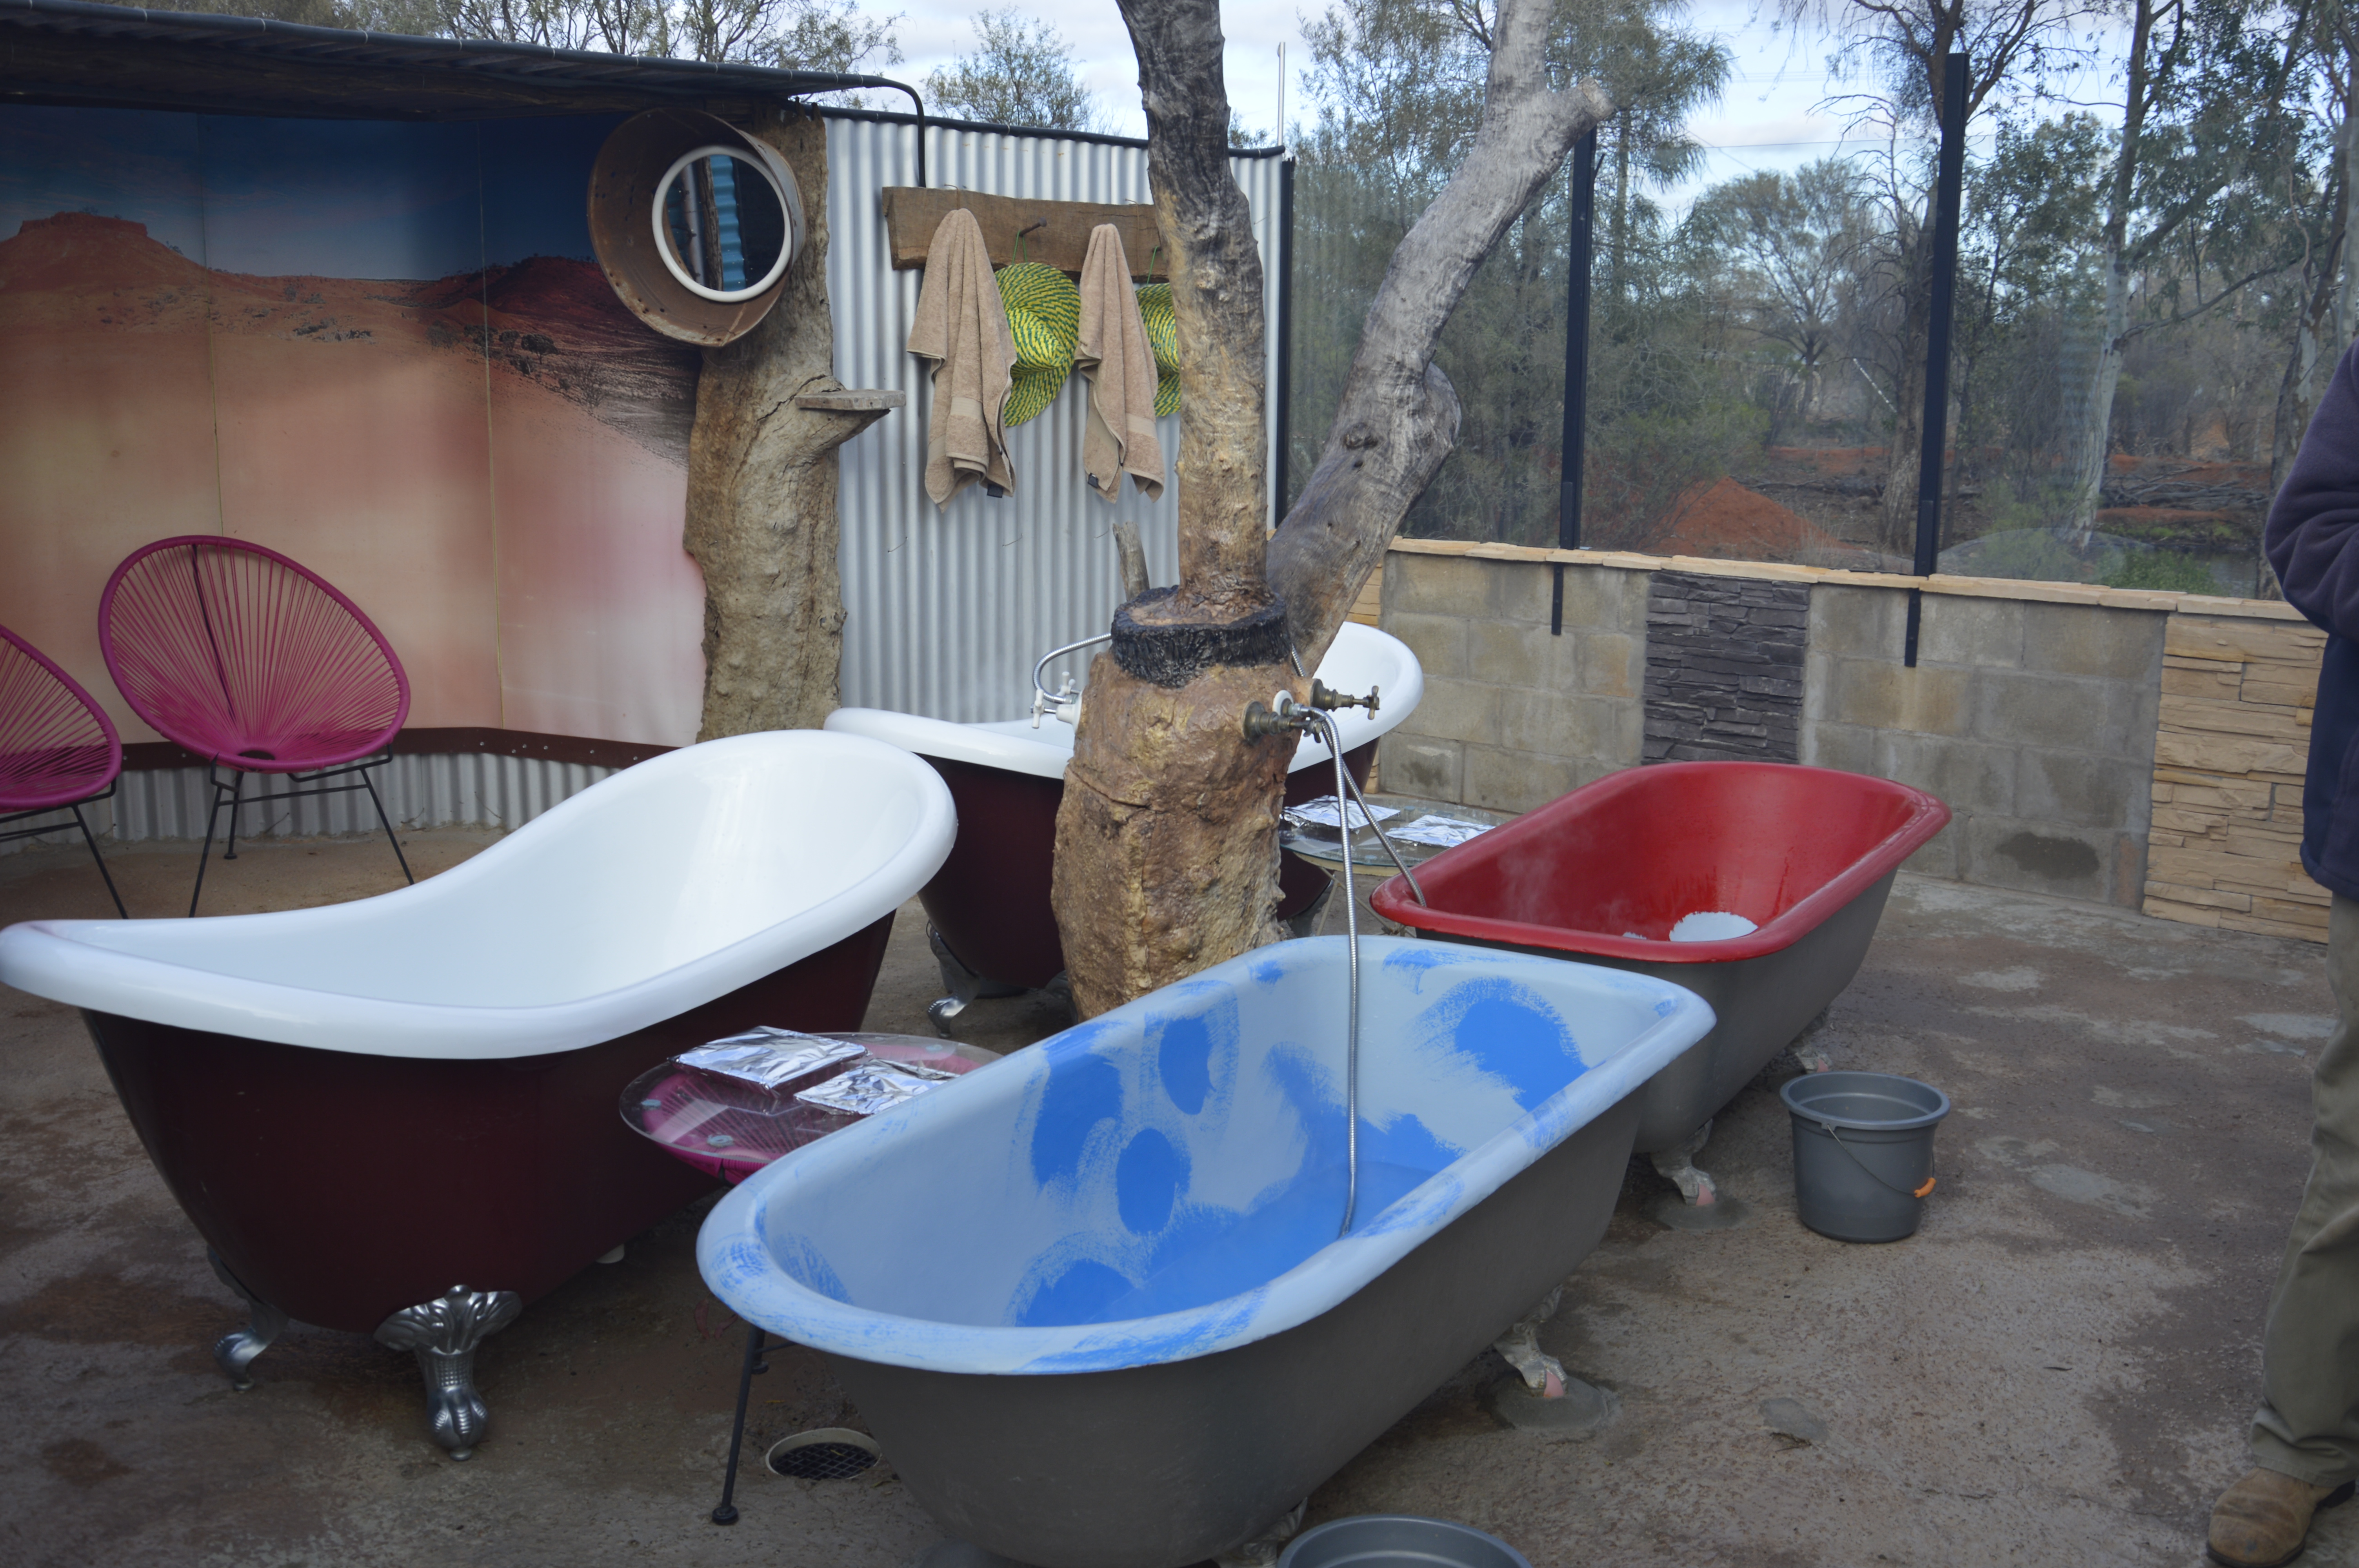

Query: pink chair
[[100, 536, 412, 916], [0, 623, 127, 917]]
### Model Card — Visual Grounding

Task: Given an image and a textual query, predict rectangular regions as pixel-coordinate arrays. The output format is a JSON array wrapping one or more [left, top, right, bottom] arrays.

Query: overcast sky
[[889, 0, 2135, 213]]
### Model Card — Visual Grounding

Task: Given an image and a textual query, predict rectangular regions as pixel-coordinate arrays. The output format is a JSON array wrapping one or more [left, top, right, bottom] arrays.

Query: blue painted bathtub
[[699, 937, 1713, 1568]]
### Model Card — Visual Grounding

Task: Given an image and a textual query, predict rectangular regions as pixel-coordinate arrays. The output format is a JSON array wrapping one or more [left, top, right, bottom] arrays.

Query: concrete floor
[[0, 827, 2352, 1566]]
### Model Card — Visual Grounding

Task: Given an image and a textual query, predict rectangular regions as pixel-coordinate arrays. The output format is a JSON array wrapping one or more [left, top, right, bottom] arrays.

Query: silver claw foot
[[1216, 1498, 1308, 1567], [374, 1285, 522, 1459], [207, 1249, 288, 1392], [1648, 1118, 1719, 1207], [927, 926, 1025, 1036]]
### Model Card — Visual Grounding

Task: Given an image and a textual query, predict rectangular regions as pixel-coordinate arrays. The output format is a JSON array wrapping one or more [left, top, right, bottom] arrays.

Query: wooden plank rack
[[880, 187, 1168, 278]]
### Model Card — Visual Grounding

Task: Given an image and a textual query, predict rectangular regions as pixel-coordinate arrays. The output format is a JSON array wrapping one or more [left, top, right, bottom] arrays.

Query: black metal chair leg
[[189, 779, 228, 918], [712, 1319, 770, 1525], [70, 804, 127, 919], [362, 769, 413, 884], [223, 769, 244, 860]]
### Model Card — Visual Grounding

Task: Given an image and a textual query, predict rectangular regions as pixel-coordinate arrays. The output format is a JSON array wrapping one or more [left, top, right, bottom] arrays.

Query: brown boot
[[2208, 1468, 2356, 1567]]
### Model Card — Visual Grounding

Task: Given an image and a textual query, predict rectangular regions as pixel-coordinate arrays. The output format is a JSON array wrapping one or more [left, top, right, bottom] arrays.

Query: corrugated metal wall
[[823, 114, 1285, 721], [0, 753, 613, 853]]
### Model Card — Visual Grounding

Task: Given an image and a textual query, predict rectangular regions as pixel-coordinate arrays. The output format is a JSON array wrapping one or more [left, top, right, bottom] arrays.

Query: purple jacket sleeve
[[2269, 341, 2359, 639]]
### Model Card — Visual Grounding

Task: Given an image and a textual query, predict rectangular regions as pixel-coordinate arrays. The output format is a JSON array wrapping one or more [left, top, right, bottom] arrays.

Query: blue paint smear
[[1417, 978, 1585, 1109], [1156, 1014, 1216, 1114], [1016, 1258, 1136, 1327], [1116, 1128, 1189, 1234], [1030, 1050, 1124, 1186], [1250, 956, 1286, 985], [772, 1233, 850, 1303]]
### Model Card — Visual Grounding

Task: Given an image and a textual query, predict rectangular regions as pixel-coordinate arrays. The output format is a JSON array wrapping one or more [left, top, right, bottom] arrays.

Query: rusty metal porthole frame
[[589, 108, 806, 348]]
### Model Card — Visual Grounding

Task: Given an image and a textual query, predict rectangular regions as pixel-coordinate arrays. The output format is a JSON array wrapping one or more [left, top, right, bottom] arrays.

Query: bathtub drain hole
[[767, 1433, 879, 1481]]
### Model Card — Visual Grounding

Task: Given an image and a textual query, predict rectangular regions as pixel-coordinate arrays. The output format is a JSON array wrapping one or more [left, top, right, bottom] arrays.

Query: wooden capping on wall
[[880, 187, 1165, 276]]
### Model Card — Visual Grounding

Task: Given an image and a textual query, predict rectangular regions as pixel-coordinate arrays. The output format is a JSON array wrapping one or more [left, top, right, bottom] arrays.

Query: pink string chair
[[0, 623, 127, 917], [100, 536, 412, 916]]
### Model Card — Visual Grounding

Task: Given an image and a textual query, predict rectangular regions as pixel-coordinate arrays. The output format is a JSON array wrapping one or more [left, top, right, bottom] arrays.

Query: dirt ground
[[2, 828, 2355, 1567]]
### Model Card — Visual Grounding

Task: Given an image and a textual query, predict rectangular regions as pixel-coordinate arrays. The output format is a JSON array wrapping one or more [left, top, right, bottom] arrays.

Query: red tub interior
[[1372, 762, 1949, 963]]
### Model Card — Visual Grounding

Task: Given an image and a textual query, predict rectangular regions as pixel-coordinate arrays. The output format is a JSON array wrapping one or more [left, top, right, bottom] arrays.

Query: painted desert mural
[[0, 107, 707, 749]]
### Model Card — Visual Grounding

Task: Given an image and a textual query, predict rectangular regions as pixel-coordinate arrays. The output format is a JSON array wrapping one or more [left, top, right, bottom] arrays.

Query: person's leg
[[2212, 893, 2359, 1564]]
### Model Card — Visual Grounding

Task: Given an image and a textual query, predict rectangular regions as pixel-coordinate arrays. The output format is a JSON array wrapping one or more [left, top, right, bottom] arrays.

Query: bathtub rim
[[822, 622, 1426, 782], [0, 731, 955, 1060], [696, 935, 1714, 1376]]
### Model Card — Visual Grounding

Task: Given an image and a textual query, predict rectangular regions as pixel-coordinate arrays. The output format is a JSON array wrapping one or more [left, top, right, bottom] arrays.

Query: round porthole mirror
[[653, 145, 794, 304], [590, 109, 805, 347]]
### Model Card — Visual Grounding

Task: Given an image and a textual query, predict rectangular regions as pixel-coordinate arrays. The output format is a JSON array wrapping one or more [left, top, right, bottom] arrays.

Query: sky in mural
[[0, 106, 618, 278]]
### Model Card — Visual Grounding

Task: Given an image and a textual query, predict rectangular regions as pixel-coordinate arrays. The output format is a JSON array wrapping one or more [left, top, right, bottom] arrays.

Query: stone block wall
[[1800, 588, 2166, 906], [2144, 614, 2330, 940], [1377, 551, 1647, 811], [1377, 540, 2317, 926]]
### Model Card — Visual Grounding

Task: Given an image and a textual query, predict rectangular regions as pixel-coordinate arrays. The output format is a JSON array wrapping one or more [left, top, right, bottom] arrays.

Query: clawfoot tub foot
[[207, 1249, 289, 1391], [1790, 1007, 1836, 1075], [927, 926, 1026, 1034], [1649, 1119, 1719, 1207], [1215, 1498, 1308, 1567], [374, 1285, 522, 1459], [1488, 1287, 1620, 1438]]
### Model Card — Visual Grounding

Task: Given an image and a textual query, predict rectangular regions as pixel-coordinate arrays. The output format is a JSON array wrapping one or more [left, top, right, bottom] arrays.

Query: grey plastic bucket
[[1780, 1070, 1950, 1243], [1279, 1515, 1532, 1568]]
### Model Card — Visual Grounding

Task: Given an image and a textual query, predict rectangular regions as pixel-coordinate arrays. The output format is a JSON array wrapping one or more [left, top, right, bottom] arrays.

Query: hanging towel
[[908, 207, 1016, 505], [1075, 224, 1167, 502]]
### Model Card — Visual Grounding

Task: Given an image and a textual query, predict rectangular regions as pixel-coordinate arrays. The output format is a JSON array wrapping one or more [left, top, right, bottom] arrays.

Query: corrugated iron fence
[[825, 111, 1285, 722]]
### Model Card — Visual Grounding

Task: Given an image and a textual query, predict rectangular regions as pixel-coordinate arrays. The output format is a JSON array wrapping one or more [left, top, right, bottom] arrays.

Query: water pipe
[[1031, 632, 1111, 727]]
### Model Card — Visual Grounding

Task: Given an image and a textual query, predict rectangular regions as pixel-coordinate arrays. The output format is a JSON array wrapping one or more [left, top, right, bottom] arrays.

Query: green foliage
[[2103, 548, 2226, 592], [923, 9, 1103, 132]]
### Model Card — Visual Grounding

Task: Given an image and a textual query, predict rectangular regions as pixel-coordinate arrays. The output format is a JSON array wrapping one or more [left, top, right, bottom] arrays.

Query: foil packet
[[1283, 795, 1400, 833], [676, 1029, 867, 1090], [794, 1058, 958, 1116], [1388, 814, 1492, 849]]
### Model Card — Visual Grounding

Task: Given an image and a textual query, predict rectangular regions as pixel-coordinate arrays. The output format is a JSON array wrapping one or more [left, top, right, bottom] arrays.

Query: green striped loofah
[[1136, 281, 1182, 417], [997, 261, 1080, 428]]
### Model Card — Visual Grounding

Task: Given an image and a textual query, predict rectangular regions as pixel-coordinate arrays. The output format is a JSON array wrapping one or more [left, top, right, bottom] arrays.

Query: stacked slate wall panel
[[1641, 571, 1807, 764]]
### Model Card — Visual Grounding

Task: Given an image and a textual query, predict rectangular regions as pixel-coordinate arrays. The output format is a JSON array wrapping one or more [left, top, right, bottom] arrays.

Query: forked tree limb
[[1268, 0, 1612, 665]]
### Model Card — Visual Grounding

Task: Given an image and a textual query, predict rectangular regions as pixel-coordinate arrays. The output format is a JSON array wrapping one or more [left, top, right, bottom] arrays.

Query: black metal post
[[1553, 126, 1598, 637], [1906, 52, 1968, 668], [1275, 155, 1296, 524]]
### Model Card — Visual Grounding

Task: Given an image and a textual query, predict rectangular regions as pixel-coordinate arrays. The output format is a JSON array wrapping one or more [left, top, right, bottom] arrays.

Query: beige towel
[[908, 207, 1016, 505], [1074, 223, 1166, 503]]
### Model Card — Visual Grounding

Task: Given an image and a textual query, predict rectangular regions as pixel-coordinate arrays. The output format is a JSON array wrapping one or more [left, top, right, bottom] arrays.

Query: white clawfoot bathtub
[[824, 622, 1426, 1009], [699, 935, 1714, 1566], [0, 730, 954, 1456]]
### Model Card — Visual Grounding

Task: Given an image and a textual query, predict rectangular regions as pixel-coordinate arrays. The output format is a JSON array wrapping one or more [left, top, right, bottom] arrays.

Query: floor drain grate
[[767, 1437, 880, 1481]]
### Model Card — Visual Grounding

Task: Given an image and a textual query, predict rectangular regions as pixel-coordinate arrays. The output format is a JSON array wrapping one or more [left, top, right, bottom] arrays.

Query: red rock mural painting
[[0, 107, 706, 748]]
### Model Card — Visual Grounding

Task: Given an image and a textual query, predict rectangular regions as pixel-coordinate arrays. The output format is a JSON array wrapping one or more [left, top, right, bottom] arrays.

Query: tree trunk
[[1268, 5, 1610, 663], [684, 110, 892, 740], [1878, 245, 1930, 560], [1053, 0, 1301, 1019], [2066, 0, 2155, 542], [1050, 0, 1610, 1017]]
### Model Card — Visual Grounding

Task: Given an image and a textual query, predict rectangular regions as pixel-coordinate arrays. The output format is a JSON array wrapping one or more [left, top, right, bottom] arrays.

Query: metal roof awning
[[0, 0, 921, 120]]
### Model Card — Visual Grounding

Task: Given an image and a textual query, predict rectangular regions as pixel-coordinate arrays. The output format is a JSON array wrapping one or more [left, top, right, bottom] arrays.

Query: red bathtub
[[1372, 762, 1948, 1160]]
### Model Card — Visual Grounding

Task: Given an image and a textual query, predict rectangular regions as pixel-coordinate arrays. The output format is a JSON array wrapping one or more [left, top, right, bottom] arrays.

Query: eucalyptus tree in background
[[2059, 0, 2311, 538], [1049, 0, 1611, 1015], [1687, 158, 1878, 441], [1785, 0, 2098, 554], [924, 9, 1107, 130]]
